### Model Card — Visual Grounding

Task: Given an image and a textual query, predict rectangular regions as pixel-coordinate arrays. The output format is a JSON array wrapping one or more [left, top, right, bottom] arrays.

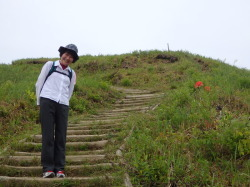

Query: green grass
[[0, 60, 121, 151], [0, 50, 249, 186], [119, 51, 250, 186]]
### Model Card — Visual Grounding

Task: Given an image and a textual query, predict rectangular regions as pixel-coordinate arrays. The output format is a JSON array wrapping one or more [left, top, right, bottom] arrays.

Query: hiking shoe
[[56, 171, 65, 178], [43, 171, 55, 178]]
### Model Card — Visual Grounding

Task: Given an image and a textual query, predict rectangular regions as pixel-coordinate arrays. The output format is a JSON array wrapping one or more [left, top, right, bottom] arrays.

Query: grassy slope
[[0, 57, 121, 151], [0, 50, 249, 186]]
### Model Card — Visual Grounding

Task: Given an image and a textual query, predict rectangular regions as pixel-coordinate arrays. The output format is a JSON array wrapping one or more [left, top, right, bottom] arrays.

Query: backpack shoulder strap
[[53, 65, 72, 82], [40, 61, 56, 93], [47, 61, 57, 78], [67, 68, 73, 82]]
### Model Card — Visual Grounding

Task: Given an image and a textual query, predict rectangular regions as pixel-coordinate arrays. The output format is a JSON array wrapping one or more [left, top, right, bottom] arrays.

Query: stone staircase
[[0, 87, 163, 187]]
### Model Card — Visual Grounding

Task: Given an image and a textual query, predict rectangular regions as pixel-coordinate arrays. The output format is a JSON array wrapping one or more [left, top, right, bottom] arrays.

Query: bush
[[239, 77, 250, 89], [121, 78, 132, 87], [190, 119, 250, 160]]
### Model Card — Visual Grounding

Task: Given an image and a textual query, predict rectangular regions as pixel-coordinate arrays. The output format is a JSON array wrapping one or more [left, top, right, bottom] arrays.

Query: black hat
[[58, 44, 79, 63]]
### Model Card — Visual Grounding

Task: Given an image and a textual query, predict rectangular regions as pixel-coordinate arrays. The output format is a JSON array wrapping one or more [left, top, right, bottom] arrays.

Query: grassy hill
[[0, 50, 249, 186]]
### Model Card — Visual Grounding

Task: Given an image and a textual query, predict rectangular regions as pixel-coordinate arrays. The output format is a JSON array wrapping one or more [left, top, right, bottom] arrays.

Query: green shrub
[[239, 77, 250, 89], [121, 78, 132, 87], [1, 50, 249, 186]]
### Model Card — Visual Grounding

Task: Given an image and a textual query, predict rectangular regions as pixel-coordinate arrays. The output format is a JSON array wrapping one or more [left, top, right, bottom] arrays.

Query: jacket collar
[[55, 60, 71, 71]]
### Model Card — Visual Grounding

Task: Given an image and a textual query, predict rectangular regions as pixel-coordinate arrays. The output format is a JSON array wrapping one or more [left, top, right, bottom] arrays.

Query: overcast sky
[[0, 0, 249, 69]]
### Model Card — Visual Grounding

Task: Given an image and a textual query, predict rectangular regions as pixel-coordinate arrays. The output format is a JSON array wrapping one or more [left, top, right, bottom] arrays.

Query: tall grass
[[0, 59, 120, 149], [0, 50, 249, 185], [122, 52, 250, 186]]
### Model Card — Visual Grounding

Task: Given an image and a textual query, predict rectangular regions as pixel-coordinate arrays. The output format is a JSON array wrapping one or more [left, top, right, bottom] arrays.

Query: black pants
[[40, 97, 69, 173]]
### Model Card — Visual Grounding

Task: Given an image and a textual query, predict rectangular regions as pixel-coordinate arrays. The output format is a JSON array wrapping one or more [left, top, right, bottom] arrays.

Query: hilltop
[[0, 50, 249, 186]]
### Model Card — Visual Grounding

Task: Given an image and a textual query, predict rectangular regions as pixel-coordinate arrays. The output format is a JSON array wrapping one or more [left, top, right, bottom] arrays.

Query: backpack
[[40, 61, 73, 92], [45, 61, 72, 82]]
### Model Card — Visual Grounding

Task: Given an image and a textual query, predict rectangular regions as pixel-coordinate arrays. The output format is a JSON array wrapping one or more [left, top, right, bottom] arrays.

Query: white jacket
[[35, 60, 76, 106]]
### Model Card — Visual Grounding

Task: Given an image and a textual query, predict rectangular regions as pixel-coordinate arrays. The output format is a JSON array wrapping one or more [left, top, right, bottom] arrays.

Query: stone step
[[108, 106, 149, 113], [112, 86, 154, 94], [2, 162, 116, 170], [84, 107, 148, 116], [0, 163, 118, 177], [12, 140, 108, 152], [31, 134, 109, 143], [13, 149, 105, 156], [0, 175, 121, 186], [116, 98, 153, 103], [85, 115, 127, 121], [68, 120, 123, 126], [124, 93, 163, 99], [68, 123, 121, 129], [79, 118, 124, 125], [79, 115, 126, 121], [119, 97, 158, 102], [116, 98, 153, 104], [0, 87, 160, 186], [90, 112, 129, 118], [1, 155, 106, 162], [66, 140, 108, 148], [113, 102, 149, 108], [23, 140, 108, 148], [67, 129, 120, 135], [123, 91, 153, 94], [1, 155, 110, 167]]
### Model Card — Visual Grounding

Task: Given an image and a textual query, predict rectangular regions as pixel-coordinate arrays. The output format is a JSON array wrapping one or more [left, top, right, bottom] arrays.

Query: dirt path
[[0, 87, 163, 187]]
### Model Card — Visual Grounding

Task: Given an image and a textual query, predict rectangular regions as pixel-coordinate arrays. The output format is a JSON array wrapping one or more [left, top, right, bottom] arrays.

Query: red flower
[[194, 81, 204, 88], [204, 86, 211, 91]]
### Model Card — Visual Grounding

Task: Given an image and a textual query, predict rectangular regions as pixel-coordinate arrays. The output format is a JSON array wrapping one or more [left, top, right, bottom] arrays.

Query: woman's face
[[60, 52, 74, 66]]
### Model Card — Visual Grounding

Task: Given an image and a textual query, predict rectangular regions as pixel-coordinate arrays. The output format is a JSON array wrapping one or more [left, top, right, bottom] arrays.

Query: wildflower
[[204, 86, 211, 91], [194, 81, 204, 88]]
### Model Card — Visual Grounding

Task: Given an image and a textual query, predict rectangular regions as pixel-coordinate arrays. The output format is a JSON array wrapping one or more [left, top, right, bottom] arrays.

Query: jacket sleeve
[[35, 61, 53, 105], [68, 70, 76, 101]]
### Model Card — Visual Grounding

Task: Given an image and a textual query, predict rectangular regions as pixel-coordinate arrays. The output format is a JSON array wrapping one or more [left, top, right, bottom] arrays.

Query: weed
[[0, 50, 249, 186]]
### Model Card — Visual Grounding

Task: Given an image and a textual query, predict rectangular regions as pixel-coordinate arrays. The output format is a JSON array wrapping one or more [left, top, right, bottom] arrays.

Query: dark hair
[[58, 44, 79, 63], [59, 51, 77, 63]]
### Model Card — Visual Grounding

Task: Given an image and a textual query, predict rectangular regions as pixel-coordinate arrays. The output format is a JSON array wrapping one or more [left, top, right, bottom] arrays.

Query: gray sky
[[0, 0, 250, 69]]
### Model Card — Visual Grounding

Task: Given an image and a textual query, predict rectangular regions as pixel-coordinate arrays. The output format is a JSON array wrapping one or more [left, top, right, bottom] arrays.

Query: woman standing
[[35, 44, 78, 178]]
